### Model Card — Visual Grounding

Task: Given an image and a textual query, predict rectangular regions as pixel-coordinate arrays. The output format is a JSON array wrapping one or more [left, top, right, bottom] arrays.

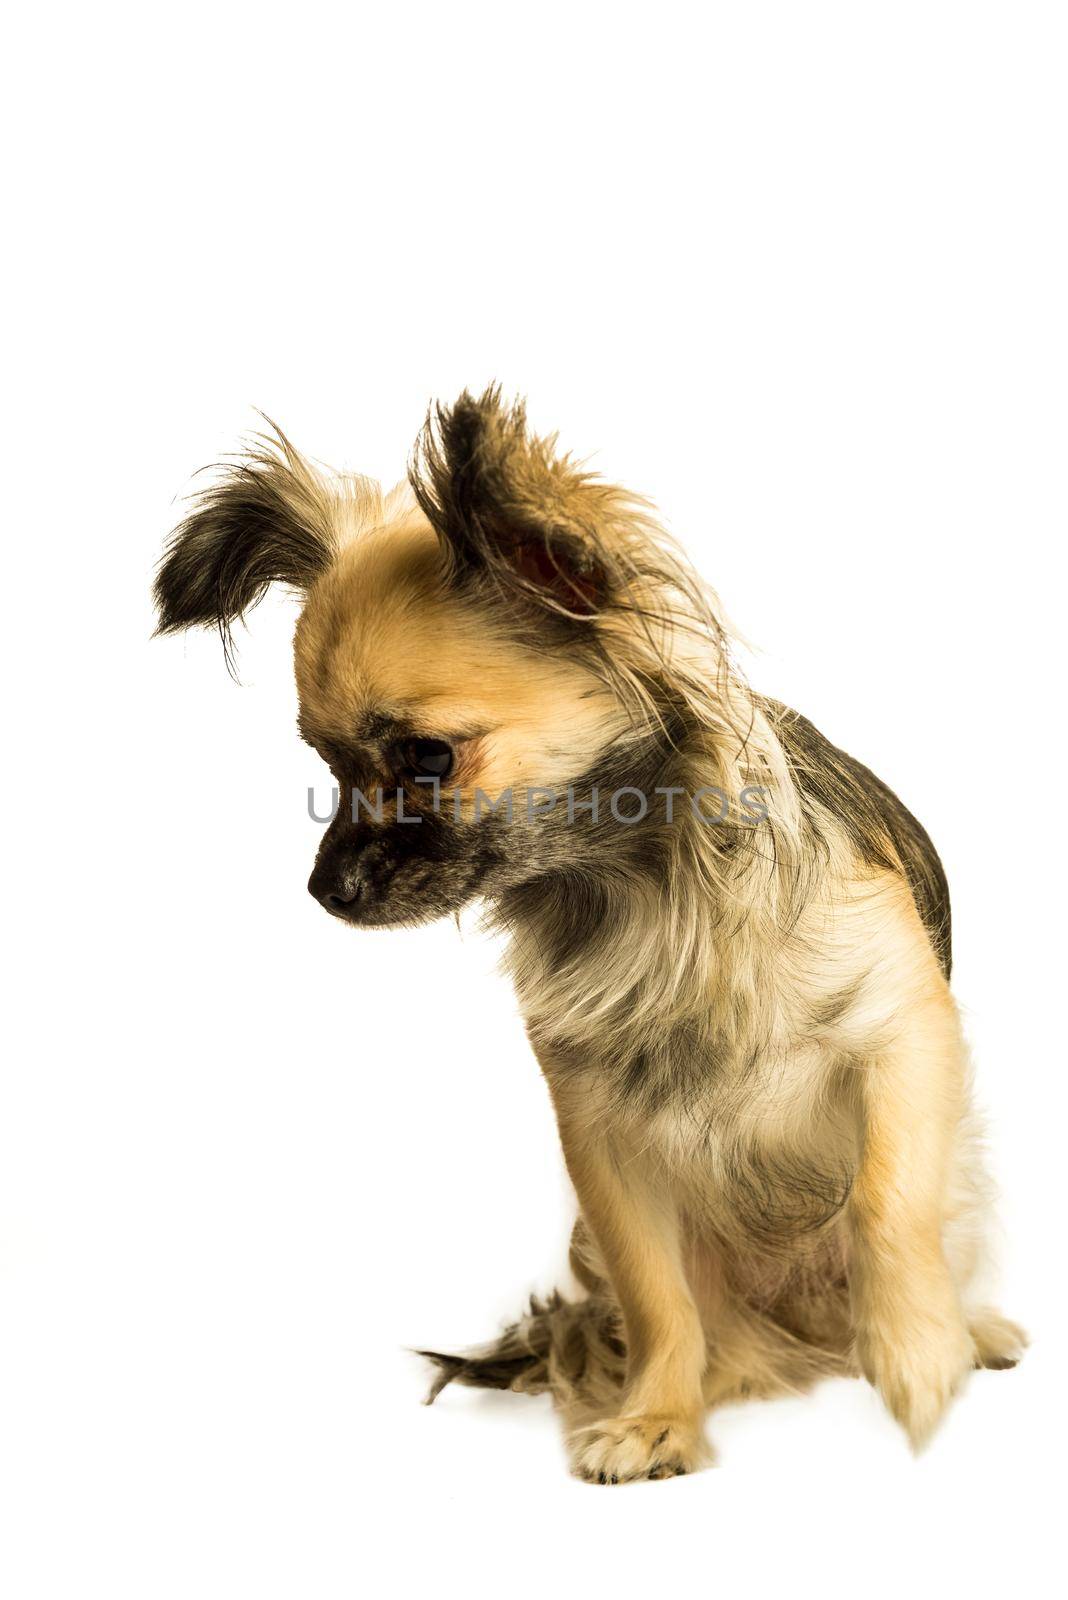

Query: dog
[[155, 387, 1024, 1481]]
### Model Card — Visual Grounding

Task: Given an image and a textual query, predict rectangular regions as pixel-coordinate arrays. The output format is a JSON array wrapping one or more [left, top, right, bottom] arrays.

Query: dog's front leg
[[849, 990, 976, 1447], [545, 1071, 709, 1482]]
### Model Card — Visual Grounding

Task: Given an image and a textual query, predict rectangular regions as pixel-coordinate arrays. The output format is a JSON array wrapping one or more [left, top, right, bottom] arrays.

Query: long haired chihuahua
[[155, 388, 1023, 1481]]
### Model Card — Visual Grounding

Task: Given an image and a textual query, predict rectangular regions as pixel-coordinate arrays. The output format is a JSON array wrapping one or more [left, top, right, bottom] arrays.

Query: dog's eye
[[401, 738, 454, 780]]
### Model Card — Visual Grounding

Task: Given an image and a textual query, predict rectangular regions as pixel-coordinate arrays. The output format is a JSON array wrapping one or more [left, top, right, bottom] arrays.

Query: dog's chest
[[639, 1031, 859, 1242]]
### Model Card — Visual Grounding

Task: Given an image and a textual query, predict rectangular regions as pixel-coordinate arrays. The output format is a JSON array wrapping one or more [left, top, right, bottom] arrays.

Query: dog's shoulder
[[759, 696, 952, 978]]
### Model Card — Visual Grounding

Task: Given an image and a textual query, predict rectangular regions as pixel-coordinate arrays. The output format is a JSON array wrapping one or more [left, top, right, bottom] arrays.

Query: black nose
[[308, 859, 364, 918], [324, 887, 359, 911]]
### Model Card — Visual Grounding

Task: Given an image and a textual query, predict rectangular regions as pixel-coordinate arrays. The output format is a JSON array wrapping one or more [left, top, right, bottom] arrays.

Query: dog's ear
[[154, 425, 334, 663], [409, 386, 616, 618]]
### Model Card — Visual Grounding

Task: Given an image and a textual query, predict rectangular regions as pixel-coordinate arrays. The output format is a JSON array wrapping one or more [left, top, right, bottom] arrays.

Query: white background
[[3, 3, 1065, 1595]]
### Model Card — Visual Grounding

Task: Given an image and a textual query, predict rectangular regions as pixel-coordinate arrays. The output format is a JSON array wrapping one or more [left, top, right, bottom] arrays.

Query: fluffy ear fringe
[[409, 385, 734, 736], [154, 422, 334, 672], [408, 385, 618, 619]]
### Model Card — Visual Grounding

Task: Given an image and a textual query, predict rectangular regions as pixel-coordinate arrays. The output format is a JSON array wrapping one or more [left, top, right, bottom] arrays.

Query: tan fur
[[158, 397, 1024, 1481], [295, 460, 1019, 1476], [295, 508, 631, 815], [547, 1064, 711, 1478]]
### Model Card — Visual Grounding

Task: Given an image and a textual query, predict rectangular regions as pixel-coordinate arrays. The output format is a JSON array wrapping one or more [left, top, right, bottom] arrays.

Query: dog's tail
[[418, 1290, 626, 1414]]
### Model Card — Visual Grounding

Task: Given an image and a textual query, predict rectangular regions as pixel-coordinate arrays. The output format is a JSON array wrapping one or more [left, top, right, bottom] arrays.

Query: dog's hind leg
[[968, 1307, 1028, 1371]]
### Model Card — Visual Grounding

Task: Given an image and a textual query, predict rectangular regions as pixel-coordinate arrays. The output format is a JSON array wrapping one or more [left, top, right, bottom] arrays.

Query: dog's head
[[155, 389, 722, 927]]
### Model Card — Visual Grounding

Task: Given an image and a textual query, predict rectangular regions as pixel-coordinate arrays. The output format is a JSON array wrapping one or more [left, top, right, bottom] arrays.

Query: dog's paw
[[569, 1415, 710, 1484], [968, 1307, 1028, 1371], [857, 1311, 975, 1449]]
